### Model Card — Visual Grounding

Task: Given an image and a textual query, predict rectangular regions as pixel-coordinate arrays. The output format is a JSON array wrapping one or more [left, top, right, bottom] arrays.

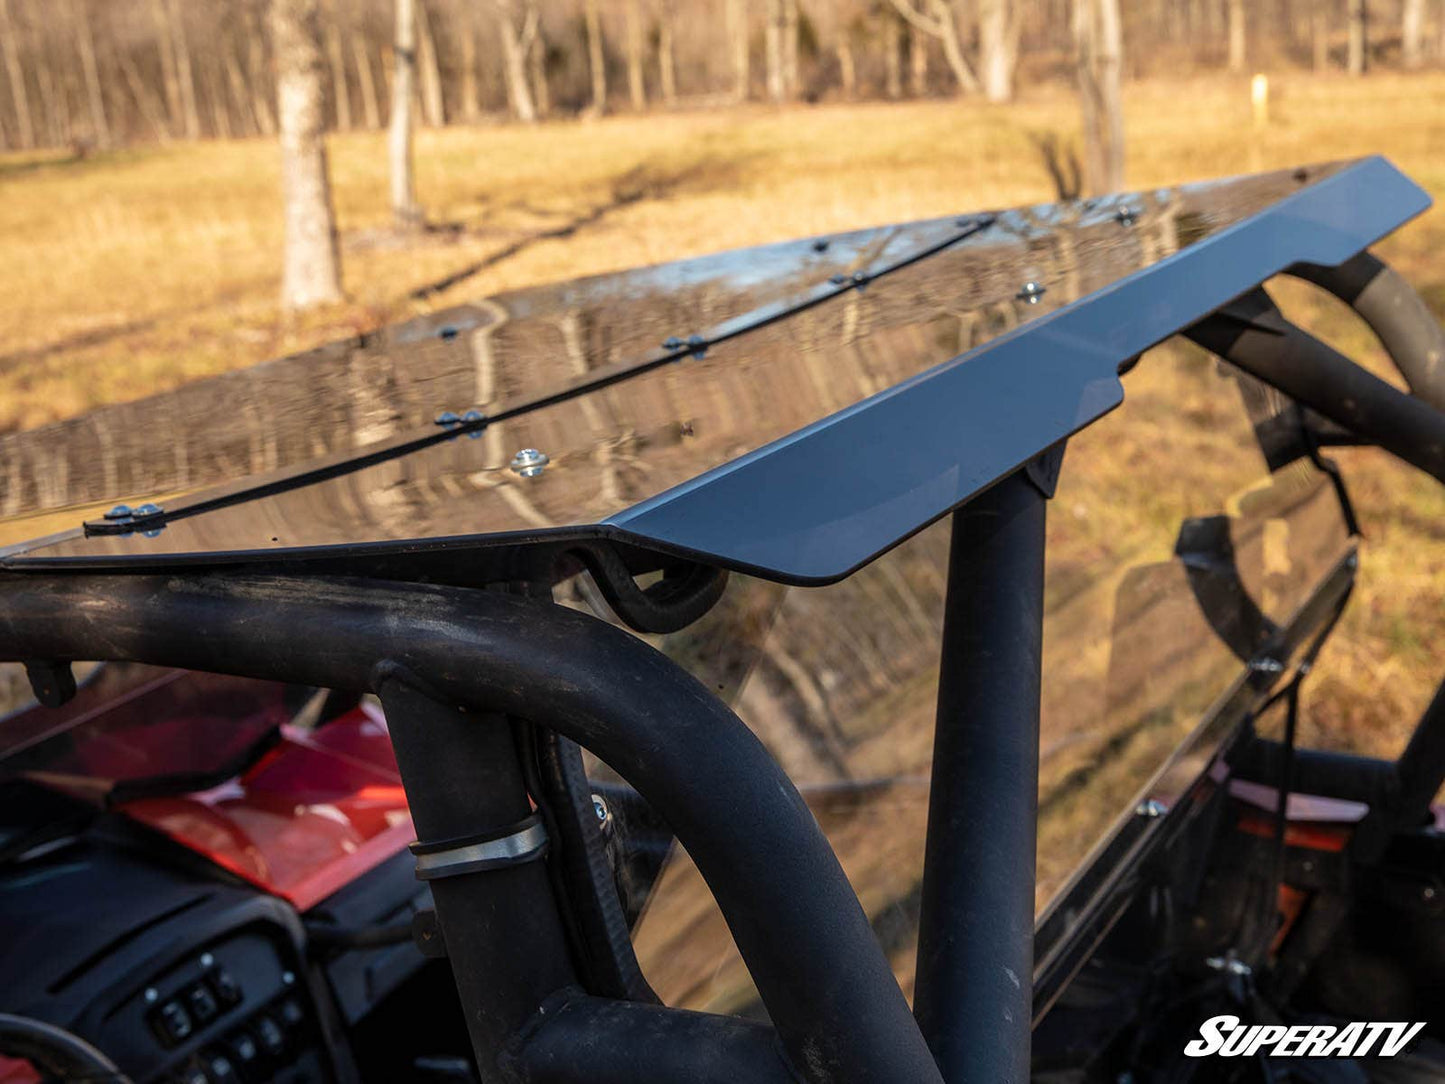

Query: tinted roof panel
[[0, 157, 1428, 583]]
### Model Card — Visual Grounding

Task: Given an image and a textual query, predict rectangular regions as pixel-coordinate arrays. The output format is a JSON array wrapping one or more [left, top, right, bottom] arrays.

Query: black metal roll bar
[[1290, 250, 1445, 413], [0, 571, 942, 1084]]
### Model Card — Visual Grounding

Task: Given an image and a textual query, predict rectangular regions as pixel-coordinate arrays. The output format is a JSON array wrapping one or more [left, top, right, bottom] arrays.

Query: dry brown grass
[[1, 69, 1443, 760]]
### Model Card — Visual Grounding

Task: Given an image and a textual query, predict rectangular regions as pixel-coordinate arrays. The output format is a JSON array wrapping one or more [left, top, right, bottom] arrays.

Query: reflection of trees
[[2, 166, 1315, 538]]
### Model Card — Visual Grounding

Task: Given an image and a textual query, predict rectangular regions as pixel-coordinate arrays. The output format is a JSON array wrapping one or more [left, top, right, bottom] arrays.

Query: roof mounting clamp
[[82, 502, 165, 538], [410, 813, 549, 881]]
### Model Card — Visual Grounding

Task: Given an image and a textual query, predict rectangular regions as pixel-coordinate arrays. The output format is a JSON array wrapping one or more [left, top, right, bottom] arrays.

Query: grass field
[[2, 70, 1444, 761]]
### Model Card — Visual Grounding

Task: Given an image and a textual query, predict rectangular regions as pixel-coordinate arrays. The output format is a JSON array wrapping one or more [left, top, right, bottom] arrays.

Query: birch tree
[[271, 0, 343, 311], [584, 0, 607, 115], [389, 0, 420, 226], [1227, 0, 1245, 72], [1347, 0, 1367, 75], [626, 0, 646, 109], [1075, 0, 1125, 196], [978, 0, 1018, 103], [728, 0, 749, 101], [1402, 0, 1425, 69], [888, 0, 982, 96], [494, 0, 539, 123]]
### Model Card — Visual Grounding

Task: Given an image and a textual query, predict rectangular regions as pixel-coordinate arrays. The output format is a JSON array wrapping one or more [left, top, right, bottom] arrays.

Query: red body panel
[[116, 701, 414, 911]]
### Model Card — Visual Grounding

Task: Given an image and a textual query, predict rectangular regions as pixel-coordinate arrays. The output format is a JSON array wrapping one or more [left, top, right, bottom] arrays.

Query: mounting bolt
[[282, 971, 296, 986], [1249, 656, 1285, 674], [662, 336, 684, 350], [1425, 885, 1437, 901], [1205, 955, 1252, 977], [1136, 799, 1168, 818], [1116, 204, 1139, 227], [434, 411, 461, 427], [686, 334, 707, 359], [1016, 281, 1047, 305], [829, 274, 846, 286], [200, 953, 214, 968], [103, 504, 133, 521], [510, 448, 550, 478], [591, 793, 610, 829], [144, 987, 159, 1004]]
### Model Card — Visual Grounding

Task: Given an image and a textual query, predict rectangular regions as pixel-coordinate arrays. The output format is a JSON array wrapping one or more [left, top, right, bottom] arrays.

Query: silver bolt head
[[1249, 656, 1285, 674], [1017, 281, 1046, 304], [510, 449, 550, 478], [134, 503, 162, 517], [104, 504, 133, 520], [1136, 799, 1168, 818], [591, 793, 610, 826], [434, 411, 460, 427], [200, 952, 214, 968], [144, 987, 159, 1003]]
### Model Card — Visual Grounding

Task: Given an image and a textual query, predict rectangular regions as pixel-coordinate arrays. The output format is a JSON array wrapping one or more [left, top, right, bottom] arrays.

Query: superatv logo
[[1185, 1015, 1426, 1058]]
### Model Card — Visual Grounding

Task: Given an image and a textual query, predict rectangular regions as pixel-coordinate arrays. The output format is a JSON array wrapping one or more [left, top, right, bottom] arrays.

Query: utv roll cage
[[1, 155, 1444, 1083]]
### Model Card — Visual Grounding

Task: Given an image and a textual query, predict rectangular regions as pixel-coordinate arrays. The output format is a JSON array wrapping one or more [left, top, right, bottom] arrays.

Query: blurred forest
[[0, 0, 1440, 152]]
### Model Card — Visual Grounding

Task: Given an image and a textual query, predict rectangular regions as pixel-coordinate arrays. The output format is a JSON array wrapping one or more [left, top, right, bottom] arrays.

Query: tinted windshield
[[0, 664, 294, 801]]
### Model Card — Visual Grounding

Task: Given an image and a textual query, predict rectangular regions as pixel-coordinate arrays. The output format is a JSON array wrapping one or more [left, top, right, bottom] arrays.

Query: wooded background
[[0, 0, 1437, 153]]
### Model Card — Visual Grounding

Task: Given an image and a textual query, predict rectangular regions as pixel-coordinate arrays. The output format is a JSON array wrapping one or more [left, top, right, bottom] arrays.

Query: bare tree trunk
[[324, 0, 352, 130], [69, 0, 109, 146], [979, 0, 1015, 103], [765, 0, 785, 100], [206, 64, 232, 139], [728, 0, 749, 101], [1075, 0, 1125, 196], [149, 0, 181, 134], [247, 11, 278, 134], [1227, 0, 1245, 71], [271, 0, 343, 310], [884, 12, 902, 98], [1403, 0, 1425, 68], [495, 0, 539, 123], [121, 50, 170, 140], [909, 24, 928, 95], [416, 0, 445, 126], [32, 36, 65, 146], [584, 0, 607, 114], [781, 0, 799, 97], [352, 31, 380, 128], [837, 39, 856, 97], [625, 0, 646, 109], [0, 0, 35, 148], [166, 0, 200, 138], [1347, 0, 1367, 75], [529, 23, 550, 117], [890, 0, 980, 96], [389, 0, 420, 225], [658, 2, 677, 104], [1312, 5, 1329, 71], [460, 10, 480, 121]]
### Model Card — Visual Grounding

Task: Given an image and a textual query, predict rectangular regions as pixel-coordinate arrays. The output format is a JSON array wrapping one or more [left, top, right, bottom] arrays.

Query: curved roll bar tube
[[0, 572, 943, 1084], [1289, 250, 1445, 413]]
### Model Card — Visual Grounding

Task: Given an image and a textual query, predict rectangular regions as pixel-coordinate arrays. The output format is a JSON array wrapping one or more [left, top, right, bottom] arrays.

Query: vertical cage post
[[375, 675, 578, 1082], [914, 466, 1049, 1083]]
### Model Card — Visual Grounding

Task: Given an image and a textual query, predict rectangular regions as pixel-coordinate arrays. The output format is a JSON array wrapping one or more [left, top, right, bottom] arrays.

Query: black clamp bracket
[[409, 813, 550, 881]]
